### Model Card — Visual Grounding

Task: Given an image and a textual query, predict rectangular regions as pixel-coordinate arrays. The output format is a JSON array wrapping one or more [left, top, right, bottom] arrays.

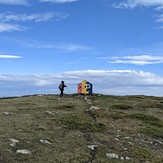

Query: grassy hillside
[[0, 94, 163, 163]]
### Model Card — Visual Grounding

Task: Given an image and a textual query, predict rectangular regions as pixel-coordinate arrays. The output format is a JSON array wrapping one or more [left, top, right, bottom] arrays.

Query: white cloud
[[0, 0, 28, 5], [99, 55, 163, 65], [156, 14, 163, 22], [39, 0, 79, 3], [18, 39, 91, 52], [0, 12, 67, 23], [113, 1, 163, 28], [0, 23, 24, 32], [0, 54, 22, 58], [113, 0, 163, 9], [0, 70, 163, 97], [0, 12, 68, 32]]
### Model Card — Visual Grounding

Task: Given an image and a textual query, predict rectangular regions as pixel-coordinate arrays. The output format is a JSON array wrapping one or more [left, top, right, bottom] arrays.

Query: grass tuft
[[140, 126, 163, 138], [130, 113, 163, 127], [59, 115, 107, 132], [111, 104, 133, 110]]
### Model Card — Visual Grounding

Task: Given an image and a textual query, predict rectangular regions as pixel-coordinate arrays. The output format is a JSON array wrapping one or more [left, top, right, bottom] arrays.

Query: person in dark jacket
[[58, 81, 67, 97]]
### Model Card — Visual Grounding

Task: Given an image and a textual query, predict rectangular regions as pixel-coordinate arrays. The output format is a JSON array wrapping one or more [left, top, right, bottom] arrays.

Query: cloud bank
[[0, 70, 163, 97]]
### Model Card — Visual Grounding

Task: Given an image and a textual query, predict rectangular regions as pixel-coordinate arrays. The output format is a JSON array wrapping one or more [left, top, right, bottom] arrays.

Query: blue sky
[[1, 0, 163, 97]]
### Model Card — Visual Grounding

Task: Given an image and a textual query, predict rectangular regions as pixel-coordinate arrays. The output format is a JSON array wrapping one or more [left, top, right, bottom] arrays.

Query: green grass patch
[[111, 104, 133, 110], [1, 94, 163, 162], [128, 113, 163, 138], [130, 113, 163, 127], [131, 146, 155, 161], [140, 126, 163, 138], [59, 115, 107, 132], [56, 104, 75, 110], [110, 111, 127, 120]]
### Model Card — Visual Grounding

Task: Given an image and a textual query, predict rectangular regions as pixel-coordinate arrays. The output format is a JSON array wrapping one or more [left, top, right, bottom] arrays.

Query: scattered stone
[[124, 147, 128, 151], [87, 145, 97, 150], [120, 156, 125, 160], [40, 139, 52, 145], [125, 156, 131, 160], [124, 137, 131, 139], [83, 96, 92, 104], [16, 149, 31, 155], [9, 138, 19, 147], [152, 140, 163, 145], [86, 106, 100, 112], [4, 112, 14, 115], [4, 112, 10, 115], [141, 139, 145, 142], [115, 138, 119, 141], [45, 111, 56, 116], [106, 153, 119, 159], [18, 129, 24, 132], [86, 100, 92, 105], [128, 142, 134, 145], [84, 96, 88, 101], [106, 153, 131, 161]]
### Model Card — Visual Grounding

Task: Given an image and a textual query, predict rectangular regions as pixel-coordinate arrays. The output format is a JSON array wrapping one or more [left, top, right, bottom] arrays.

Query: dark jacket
[[59, 83, 66, 91]]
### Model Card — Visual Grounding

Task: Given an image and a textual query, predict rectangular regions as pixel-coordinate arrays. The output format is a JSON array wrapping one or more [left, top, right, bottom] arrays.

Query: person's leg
[[60, 90, 63, 97]]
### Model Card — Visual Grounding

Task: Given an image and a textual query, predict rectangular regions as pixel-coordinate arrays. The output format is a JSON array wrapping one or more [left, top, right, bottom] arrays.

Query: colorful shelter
[[78, 80, 93, 95]]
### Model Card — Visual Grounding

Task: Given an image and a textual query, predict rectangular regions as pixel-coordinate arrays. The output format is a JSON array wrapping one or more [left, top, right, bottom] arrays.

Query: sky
[[0, 0, 163, 97]]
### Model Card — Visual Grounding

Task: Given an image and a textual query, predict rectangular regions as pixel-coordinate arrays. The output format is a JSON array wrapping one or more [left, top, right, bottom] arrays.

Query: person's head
[[61, 81, 64, 84]]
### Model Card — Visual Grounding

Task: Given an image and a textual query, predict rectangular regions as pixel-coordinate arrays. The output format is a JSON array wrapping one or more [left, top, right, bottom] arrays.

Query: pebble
[[86, 106, 100, 112], [9, 138, 19, 147], [124, 137, 131, 139], [106, 153, 119, 159], [125, 156, 131, 160], [4, 112, 13, 115], [40, 139, 52, 145], [45, 111, 55, 116], [120, 156, 125, 160], [128, 142, 134, 145], [16, 149, 31, 155], [124, 147, 128, 151], [87, 145, 97, 150]]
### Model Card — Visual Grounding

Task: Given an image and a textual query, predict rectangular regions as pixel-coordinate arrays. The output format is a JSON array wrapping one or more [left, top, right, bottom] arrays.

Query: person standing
[[58, 81, 67, 97]]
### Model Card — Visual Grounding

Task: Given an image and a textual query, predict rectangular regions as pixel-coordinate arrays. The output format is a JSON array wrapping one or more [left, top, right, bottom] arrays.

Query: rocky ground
[[0, 94, 163, 163]]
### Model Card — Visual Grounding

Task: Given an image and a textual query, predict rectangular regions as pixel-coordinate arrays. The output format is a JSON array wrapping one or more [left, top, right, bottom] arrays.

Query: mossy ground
[[0, 94, 163, 162]]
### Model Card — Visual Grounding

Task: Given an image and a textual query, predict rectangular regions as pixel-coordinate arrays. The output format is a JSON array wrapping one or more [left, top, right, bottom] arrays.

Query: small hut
[[78, 80, 93, 95]]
